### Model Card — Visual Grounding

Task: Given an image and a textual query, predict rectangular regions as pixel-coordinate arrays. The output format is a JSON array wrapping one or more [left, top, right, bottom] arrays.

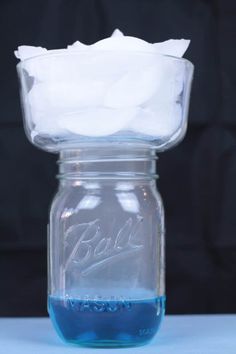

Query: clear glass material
[[48, 146, 165, 347], [17, 51, 194, 152], [16, 50, 194, 347]]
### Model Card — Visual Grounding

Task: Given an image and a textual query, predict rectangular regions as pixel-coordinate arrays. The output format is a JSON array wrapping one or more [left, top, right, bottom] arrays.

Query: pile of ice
[[15, 29, 190, 140]]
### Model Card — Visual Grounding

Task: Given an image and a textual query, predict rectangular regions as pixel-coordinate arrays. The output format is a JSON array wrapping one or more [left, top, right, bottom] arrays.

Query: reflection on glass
[[116, 192, 140, 213], [76, 196, 101, 210]]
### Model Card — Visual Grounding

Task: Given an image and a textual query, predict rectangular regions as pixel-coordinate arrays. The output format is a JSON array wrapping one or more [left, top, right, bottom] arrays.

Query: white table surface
[[0, 315, 235, 354]]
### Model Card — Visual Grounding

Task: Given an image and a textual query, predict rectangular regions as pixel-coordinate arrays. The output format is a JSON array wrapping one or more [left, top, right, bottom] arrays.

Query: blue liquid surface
[[48, 295, 165, 347]]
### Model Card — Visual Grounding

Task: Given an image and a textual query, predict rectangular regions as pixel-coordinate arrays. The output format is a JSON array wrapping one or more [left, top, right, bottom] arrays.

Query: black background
[[0, 0, 235, 316]]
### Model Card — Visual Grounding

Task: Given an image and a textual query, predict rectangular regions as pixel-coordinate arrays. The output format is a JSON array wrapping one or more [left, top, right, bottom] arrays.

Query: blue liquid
[[48, 295, 165, 347]]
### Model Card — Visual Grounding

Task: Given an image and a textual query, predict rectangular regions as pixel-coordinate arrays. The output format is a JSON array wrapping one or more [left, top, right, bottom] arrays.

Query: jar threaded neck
[[58, 145, 158, 181]]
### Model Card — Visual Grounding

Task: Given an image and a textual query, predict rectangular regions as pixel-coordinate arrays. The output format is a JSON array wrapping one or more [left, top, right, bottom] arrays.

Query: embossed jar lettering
[[64, 216, 144, 275]]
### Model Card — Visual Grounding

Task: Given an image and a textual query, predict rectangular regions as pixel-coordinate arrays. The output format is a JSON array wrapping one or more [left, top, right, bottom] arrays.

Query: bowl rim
[[16, 49, 194, 69]]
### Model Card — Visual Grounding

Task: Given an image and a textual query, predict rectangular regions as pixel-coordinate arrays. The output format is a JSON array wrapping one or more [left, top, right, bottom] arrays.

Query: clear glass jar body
[[48, 146, 165, 347]]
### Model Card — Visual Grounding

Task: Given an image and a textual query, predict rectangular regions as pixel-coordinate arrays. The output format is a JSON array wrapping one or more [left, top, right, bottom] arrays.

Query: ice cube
[[33, 111, 65, 135], [28, 81, 107, 110], [67, 41, 90, 50], [91, 35, 156, 53], [111, 29, 124, 37], [28, 80, 110, 136], [154, 39, 190, 58], [104, 62, 163, 108], [127, 59, 185, 136], [22, 54, 86, 82], [15, 46, 47, 60], [59, 107, 138, 136], [128, 103, 182, 137], [23, 51, 127, 83]]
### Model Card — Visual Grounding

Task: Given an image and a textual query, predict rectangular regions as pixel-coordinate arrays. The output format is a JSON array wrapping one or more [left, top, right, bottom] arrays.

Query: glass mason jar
[[48, 145, 165, 347]]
